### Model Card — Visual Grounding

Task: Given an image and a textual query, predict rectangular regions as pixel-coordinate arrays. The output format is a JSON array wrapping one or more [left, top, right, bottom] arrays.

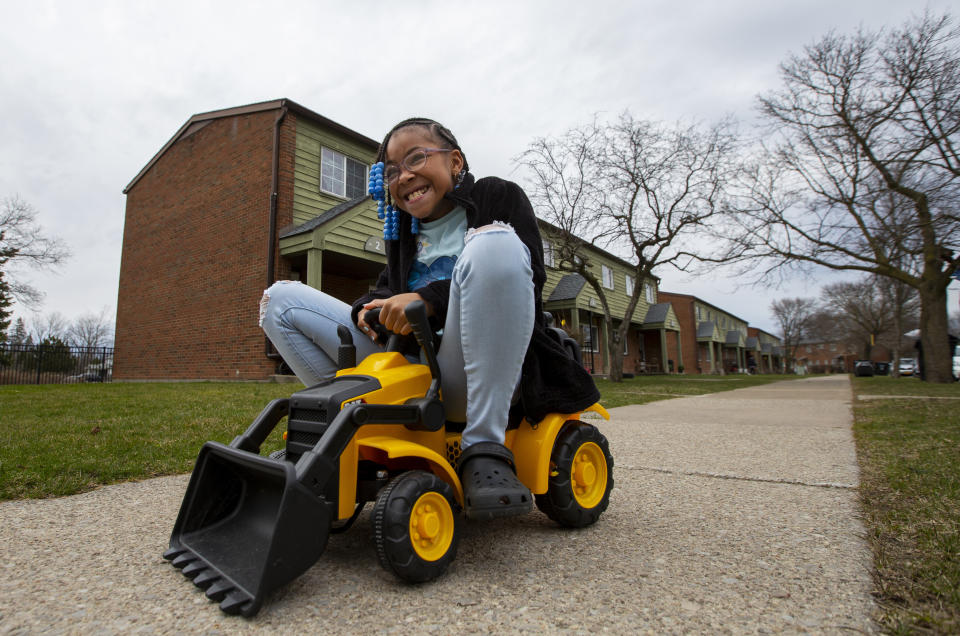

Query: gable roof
[[725, 330, 745, 346], [643, 302, 671, 324], [279, 196, 368, 238], [123, 98, 379, 194], [547, 273, 587, 302], [697, 321, 716, 338]]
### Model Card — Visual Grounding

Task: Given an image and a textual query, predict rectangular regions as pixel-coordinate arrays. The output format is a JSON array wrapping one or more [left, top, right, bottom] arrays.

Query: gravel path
[[0, 375, 877, 634]]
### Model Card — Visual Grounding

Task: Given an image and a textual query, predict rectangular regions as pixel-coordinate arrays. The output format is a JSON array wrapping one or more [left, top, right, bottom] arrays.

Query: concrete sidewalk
[[0, 375, 878, 634]]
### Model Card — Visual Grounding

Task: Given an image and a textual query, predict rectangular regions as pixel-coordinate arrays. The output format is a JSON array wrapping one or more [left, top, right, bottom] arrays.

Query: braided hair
[[375, 118, 470, 213]]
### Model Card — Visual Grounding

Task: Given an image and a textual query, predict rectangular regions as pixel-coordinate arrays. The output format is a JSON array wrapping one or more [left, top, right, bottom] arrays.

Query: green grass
[[0, 375, 796, 500], [851, 376, 960, 634], [0, 382, 301, 500], [593, 373, 800, 408]]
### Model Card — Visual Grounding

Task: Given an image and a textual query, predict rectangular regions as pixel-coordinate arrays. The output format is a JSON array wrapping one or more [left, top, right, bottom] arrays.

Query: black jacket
[[351, 173, 599, 421]]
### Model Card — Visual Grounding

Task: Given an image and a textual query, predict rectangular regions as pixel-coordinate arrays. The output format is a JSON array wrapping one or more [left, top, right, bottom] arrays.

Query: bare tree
[[68, 307, 115, 348], [725, 11, 960, 382], [1, 195, 71, 308], [771, 297, 817, 372], [30, 311, 70, 343], [519, 113, 740, 381]]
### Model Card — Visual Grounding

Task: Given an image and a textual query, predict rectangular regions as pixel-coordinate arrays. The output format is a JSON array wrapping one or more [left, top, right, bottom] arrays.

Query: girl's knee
[[258, 280, 303, 328], [461, 224, 531, 278]]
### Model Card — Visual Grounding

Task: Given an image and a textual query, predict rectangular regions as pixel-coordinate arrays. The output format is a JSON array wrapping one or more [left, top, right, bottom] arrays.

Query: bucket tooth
[[205, 581, 234, 602], [219, 590, 252, 615], [181, 561, 207, 579], [192, 570, 220, 589], [171, 553, 198, 569], [162, 547, 187, 561]]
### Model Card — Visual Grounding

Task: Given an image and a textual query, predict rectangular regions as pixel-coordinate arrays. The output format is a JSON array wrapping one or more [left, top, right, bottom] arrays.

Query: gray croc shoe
[[458, 442, 533, 520]]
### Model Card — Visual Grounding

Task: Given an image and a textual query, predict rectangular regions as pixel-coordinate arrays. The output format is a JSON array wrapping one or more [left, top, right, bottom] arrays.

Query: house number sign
[[364, 236, 385, 255]]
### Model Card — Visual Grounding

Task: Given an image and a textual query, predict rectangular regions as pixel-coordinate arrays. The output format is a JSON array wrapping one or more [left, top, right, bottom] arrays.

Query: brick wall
[[115, 109, 296, 379], [658, 292, 702, 374]]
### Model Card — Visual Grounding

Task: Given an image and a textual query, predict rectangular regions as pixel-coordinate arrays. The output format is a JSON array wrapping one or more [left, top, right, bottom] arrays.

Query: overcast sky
[[2, 0, 957, 336]]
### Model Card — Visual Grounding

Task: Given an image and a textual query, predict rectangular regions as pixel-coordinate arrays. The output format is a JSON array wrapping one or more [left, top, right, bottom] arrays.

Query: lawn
[[0, 382, 300, 500], [0, 374, 797, 500], [851, 376, 960, 634]]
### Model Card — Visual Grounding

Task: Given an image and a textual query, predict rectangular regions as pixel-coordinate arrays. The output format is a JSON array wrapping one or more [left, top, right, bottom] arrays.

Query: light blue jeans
[[259, 226, 535, 448]]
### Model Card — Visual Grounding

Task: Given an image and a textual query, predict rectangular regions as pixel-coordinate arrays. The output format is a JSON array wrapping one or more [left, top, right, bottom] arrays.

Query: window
[[582, 324, 599, 352], [625, 274, 634, 297], [696, 306, 702, 320], [543, 241, 555, 268], [321, 147, 367, 199], [601, 265, 614, 290], [645, 284, 655, 303]]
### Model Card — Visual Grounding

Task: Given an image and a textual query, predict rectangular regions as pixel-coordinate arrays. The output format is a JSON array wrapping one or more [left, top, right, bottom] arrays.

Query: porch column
[[676, 330, 683, 371], [660, 328, 668, 373], [306, 248, 323, 289]]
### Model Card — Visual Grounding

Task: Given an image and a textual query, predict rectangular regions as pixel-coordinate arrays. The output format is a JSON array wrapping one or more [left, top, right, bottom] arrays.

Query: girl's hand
[[358, 294, 433, 340]]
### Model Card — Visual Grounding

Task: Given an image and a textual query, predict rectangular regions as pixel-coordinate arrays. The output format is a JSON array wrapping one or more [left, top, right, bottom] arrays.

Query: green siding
[[540, 234, 653, 326], [293, 119, 378, 227]]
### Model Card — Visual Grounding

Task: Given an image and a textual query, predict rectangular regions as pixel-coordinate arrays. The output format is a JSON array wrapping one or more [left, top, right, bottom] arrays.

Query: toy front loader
[[163, 301, 613, 617], [163, 302, 446, 616]]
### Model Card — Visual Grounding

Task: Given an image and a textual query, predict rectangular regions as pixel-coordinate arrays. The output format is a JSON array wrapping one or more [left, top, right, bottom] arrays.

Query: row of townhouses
[[114, 99, 783, 381]]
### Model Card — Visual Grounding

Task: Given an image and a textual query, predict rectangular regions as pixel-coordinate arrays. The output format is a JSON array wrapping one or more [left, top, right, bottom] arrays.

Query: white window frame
[[543, 240, 555, 268], [320, 147, 368, 199], [625, 274, 634, 297], [645, 283, 655, 303], [601, 265, 614, 290]]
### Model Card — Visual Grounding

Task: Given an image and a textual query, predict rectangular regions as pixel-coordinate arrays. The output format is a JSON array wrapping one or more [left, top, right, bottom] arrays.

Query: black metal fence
[[0, 344, 114, 385]]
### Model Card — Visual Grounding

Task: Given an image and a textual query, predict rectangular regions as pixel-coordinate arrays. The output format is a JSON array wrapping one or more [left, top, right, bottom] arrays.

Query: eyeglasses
[[383, 148, 454, 184]]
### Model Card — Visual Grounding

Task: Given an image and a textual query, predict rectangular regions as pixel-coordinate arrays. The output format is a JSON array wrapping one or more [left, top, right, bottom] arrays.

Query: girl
[[259, 118, 599, 520]]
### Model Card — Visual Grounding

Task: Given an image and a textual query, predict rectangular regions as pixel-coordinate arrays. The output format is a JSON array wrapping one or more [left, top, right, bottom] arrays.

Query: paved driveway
[[0, 375, 877, 634]]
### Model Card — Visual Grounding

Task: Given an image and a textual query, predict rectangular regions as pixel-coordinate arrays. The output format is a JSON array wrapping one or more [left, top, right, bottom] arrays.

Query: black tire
[[535, 424, 614, 528], [372, 470, 460, 583]]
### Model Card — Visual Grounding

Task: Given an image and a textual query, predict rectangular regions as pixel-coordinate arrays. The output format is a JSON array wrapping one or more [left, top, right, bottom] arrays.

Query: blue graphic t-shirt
[[407, 206, 467, 291]]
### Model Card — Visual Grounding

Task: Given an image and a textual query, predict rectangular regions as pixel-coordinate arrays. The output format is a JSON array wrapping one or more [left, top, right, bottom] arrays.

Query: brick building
[[114, 99, 380, 380], [657, 292, 782, 374]]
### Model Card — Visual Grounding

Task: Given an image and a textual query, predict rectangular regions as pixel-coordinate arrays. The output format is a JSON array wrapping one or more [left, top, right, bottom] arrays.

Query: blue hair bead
[[370, 162, 406, 240]]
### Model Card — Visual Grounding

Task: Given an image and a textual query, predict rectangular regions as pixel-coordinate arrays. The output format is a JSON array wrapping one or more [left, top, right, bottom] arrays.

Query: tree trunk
[[605, 314, 622, 381], [918, 284, 952, 383]]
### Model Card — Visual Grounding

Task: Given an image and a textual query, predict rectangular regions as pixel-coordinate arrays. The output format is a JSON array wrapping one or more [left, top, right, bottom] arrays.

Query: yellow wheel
[[535, 424, 614, 527], [372, 471, 460, 582], [571, 442, 608, 509], [408, 491, 456, 562]]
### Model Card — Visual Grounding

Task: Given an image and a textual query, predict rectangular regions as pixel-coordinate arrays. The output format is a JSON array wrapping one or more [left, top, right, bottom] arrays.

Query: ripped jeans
[[259, 226, 535, 448]]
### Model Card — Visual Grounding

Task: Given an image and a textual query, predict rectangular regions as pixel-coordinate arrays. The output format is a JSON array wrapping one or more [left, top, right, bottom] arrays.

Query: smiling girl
[[260, 117, 599, 519]]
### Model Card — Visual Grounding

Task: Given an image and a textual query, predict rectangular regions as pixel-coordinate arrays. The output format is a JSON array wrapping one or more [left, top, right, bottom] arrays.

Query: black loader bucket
[[163, 442, 332, 617]]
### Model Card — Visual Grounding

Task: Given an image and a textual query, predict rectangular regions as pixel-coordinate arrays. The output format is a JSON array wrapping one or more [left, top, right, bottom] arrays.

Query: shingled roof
[[547, 274, 587, 302], [279, 196, 368, 238]]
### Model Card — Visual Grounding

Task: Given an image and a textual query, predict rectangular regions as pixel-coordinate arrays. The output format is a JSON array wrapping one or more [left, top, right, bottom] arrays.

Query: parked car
[[898, 357, 917, 376], [853, 360, 874, 377], [873, 361, 890, 375], [953, 345, 959, 381]]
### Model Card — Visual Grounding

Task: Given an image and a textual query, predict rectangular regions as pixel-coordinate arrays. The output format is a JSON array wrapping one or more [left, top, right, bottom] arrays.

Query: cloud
[[1, 0, 955, 331]]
